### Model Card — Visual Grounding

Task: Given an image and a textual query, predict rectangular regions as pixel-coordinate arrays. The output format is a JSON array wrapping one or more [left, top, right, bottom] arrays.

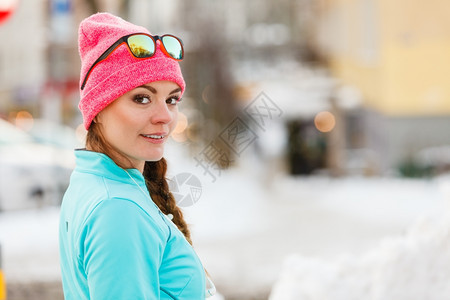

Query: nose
[[150, 99, 173, 124]]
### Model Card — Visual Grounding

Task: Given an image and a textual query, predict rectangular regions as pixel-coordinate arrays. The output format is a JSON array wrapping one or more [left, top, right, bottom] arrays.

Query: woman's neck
[[86, 143, 144, 173]]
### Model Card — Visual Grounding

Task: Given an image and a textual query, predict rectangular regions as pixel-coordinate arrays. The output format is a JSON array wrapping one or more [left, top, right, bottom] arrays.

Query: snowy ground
[[184, 173, 449, 298], [0, 145, 449, 299], [268, 175, 450, 300]]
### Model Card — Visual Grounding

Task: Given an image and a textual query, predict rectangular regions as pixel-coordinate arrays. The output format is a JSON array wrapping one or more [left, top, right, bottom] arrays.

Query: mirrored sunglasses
[[81, 33, 184, 90]]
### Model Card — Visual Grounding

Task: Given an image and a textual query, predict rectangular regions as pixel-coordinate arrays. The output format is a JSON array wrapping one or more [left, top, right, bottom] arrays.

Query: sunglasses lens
[[128, 35, 155, 58], [161, 35, 183, 60]]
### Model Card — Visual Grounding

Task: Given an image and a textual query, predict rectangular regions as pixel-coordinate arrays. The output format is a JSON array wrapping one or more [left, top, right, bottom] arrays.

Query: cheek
[[101, 111, 138, 140]]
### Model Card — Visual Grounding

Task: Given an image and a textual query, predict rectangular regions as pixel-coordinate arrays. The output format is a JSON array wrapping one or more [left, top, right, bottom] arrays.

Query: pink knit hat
[[78, 12, 185, 129]]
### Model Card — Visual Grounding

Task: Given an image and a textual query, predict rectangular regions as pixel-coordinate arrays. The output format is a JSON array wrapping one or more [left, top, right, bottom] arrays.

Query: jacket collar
[[74, 149, 146, 187]]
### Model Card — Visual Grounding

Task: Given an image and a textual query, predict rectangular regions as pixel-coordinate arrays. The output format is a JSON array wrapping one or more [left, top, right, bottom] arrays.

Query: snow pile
[[270, 207, 450, 300]]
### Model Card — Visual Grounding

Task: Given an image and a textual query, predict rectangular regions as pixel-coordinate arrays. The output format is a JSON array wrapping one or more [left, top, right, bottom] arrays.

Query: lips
[[140, 132, 168, 143], [141, 134, 165, 139]]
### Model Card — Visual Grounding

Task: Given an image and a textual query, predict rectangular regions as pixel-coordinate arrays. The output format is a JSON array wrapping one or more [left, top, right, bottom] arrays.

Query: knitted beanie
[[78, 12, 185, 129]]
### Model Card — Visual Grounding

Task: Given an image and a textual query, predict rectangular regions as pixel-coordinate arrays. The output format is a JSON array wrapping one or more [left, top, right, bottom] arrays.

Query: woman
[[59, 13, 215, 299]]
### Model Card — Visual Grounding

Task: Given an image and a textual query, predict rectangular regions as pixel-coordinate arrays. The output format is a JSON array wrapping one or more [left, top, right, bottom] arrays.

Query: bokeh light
[[314, 111, 336, 133], [171, 132, 187, 143], [15, 110, 34, 131], [173, 112, 188, 134], [75, 123, 87, 145], [172, 112, 188, 142], [201, 85, 212, 104]]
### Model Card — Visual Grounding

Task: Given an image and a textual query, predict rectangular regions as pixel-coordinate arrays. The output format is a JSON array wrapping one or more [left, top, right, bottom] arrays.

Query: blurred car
[[26, 118, 83, 149], [0, 118, 75, 211]]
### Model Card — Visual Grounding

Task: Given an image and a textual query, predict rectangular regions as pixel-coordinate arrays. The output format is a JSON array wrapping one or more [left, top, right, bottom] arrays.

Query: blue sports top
[[59, 150, 205, 299]]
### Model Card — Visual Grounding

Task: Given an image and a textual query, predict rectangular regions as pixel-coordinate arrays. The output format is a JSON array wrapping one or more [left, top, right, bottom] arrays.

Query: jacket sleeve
[[81, 198, 165, 299]]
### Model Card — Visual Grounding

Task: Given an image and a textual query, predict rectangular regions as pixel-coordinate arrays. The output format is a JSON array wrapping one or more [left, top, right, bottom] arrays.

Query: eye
[[166, 96, 181, 105], [134, 94, 151, 104]]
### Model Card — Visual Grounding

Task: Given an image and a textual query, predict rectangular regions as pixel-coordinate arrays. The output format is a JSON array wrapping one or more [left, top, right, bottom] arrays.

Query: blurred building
[[0, 0, 81, 126], [1, 0, 353, 176], [0, 0, 47, 115], [313, 0, 450, 173]]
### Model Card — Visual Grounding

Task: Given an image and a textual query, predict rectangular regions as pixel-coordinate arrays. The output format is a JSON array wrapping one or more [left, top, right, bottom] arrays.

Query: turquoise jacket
[[59, 150, 205, 299]]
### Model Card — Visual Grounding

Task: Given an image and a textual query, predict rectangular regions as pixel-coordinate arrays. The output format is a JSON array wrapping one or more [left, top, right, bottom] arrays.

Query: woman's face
[[95, 80, 181, 171]]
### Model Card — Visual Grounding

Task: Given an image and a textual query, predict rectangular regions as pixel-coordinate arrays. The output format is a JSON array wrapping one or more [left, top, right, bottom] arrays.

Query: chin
[[138, 145, 166, 162], [143, 152, 164, 162]]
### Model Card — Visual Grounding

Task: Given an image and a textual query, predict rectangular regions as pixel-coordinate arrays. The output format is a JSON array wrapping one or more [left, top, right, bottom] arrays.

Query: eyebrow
[[139, 84, 182, 95]]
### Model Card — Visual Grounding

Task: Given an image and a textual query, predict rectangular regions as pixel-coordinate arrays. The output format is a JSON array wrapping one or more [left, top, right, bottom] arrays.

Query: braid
[[86, 124, 193, 245], [143, 159, 193, 245]]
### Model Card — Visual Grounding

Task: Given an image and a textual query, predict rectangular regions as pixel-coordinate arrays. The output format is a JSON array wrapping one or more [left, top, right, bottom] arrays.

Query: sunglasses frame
[[81, 33, 184, 90]]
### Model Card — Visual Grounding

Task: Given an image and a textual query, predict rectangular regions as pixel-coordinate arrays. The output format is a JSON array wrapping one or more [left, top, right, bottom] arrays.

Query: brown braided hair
[[86, 122, 193, 245], [143, 160, 192, 245]]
